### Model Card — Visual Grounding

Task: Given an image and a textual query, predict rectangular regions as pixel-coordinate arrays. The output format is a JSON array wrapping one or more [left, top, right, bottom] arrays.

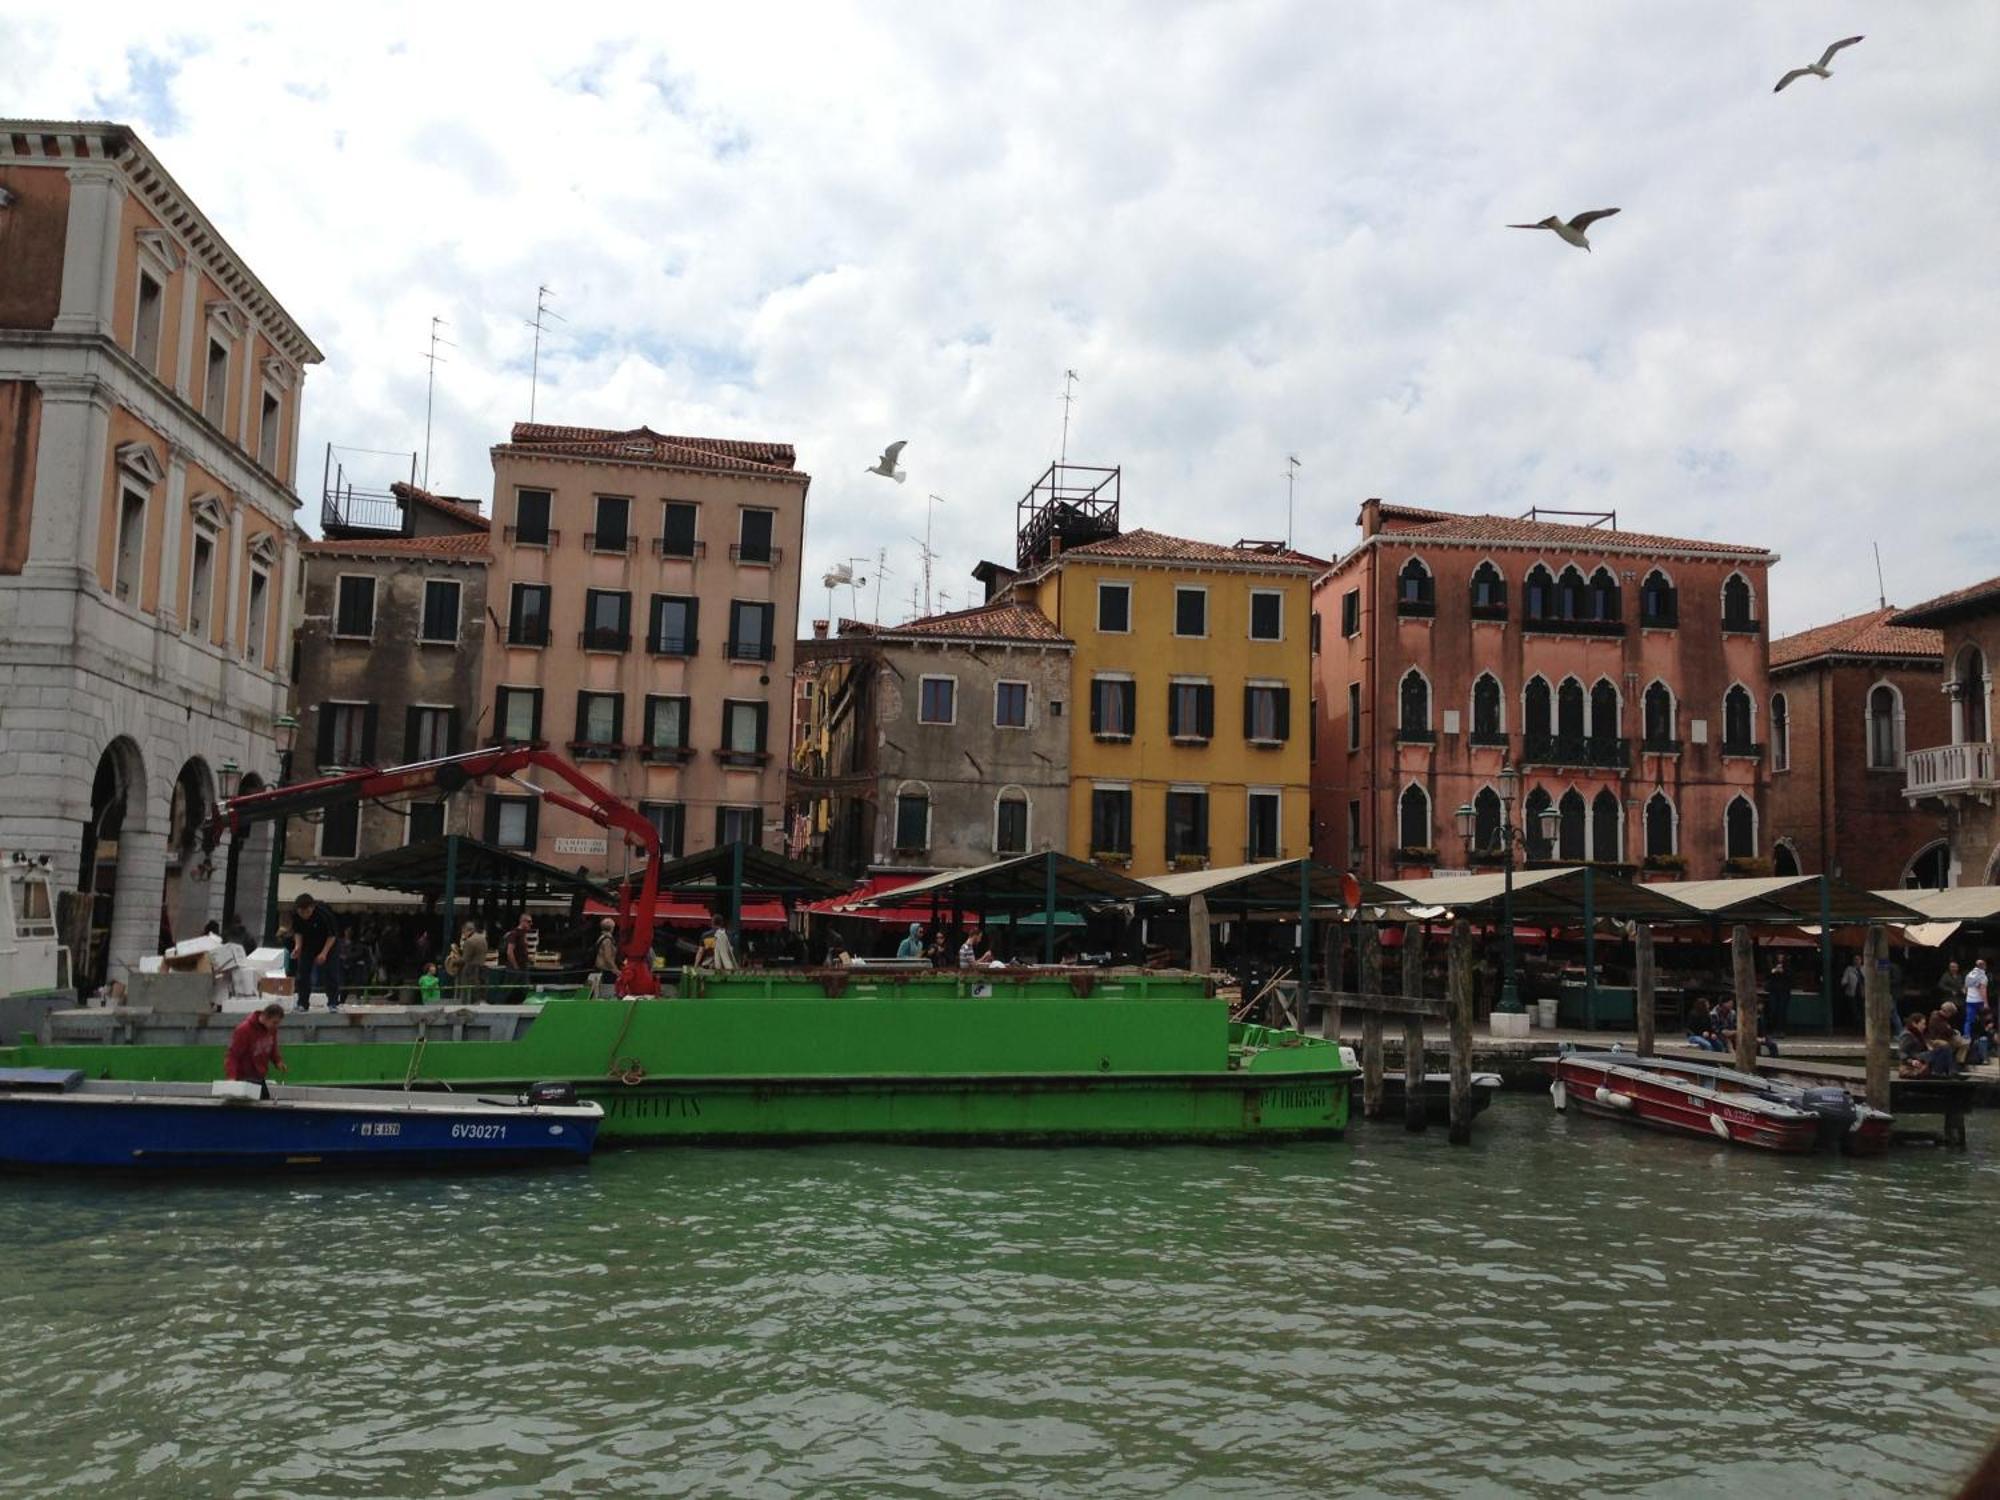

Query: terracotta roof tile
[[499, 423, 804, 480], [303, 533, 490, 560], [1057, 528, 1325, 570], [390, 481, 488, 531], [847, 601, 1071, 645], [1770, 607, 1942, 669], [1891, 574, 2000, 627], [1376, 510, 1771, 558]]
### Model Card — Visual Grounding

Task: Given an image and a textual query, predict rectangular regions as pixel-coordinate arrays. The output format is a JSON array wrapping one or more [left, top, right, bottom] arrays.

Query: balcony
[[1720, 740, 1764, 761], [1905, 741, 1999, 800], [1523, 615, 1626, 638], [1640, 736, 1682, 756], [730, 543, 783, 566], [583, 532, 635, 554], [1523, 732, 1630, 770], [505, 627, 550, 649], [1722, 615, 1761, 636], [503, 526, 560, 547], [653, 538, 707, 560], [578, 630, 631, 653], [1395, 597, 1435, 619], [648, 634, 698, 657], [641, 744, 695, 765], [726, 639, 777, 662], [567, 740, 625, 762]]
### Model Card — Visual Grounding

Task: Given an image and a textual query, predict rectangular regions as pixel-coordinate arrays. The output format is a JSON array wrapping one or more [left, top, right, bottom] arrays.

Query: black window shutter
[[529, 689, 544, 743], [611, 695, 625, 746], [1275, 688, 1291, 742], [316, 705, 336, 767], [643, 696, 657, 746], [483, 795, 501, 843], [523, 798, 540, 849], [1167, 685, 1181, 737], [360, 704, 379, 763], [687, 597, 700, 651], [1090, 682, 1104, 735], [1120, 681, 1134, 730], [754, 701, 768, 751], [445, 708, 462, 756], [1243, 686, 1255, 740], [648, 594, 664, 646], [575, 691, 590, 741], [714, 806, 729, 845], [618, 592, 632, 637], [1195, 796, 1209, 853], [759, 602, 775, 654], [403, 706, 420, 761], [1197, 685, 1214, 740]]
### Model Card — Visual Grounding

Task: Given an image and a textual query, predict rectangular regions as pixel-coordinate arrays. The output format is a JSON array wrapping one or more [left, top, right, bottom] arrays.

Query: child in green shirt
[[417, 961, 441, 1005]]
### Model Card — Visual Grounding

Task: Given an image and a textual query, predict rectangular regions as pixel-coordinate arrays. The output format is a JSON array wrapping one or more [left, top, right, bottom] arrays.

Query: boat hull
[[1542, 1054, 1822, 1153]]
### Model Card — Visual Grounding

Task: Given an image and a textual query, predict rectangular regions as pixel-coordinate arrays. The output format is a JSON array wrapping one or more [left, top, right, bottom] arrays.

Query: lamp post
[[1455, 761, 1559, 1016], [215, 758, 243, 921], [261, 713, 299, 944]]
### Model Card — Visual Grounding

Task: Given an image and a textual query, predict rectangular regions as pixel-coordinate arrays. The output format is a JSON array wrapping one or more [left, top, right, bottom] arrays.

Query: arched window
[[1556, 565, 1588, 621], [1639, 569, 1677, 628], [1905, 841, 1950, 890], [1953, 645, 1989, 744], [1643, 681, 1676, 748], [994, 788, 1030, 855], [1725, 795, 1757, 860], [1398, 783, 1431, 851], [1772, 841, 1801, 877], [1473, 786, 1502, 853], [1471, 674, 1504, 741], [1867, 682, 1903, 768], [1591, 788, 1621, 863], [1470, 561, 1507, 616], [1644, 792, 1676, 858], [1524, 676, 1553, 739], [1590, 679, 1619, 742], [1397, 557, 1435, 614], [1524, 787, 1554, 861], [1557, 677, 1586, 741], [1524, 565, 1555, 621], [1771, 692, 1790, 772], [1558, 789, 1587, 861], [1587, 567, 1620, 623], [1722, 685, 1754, 752], [1722, 572, 1756, 631], [1398, 669, 1432, 737]]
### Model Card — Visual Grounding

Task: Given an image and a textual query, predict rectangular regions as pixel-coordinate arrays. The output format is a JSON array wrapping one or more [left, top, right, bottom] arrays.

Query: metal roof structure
[[638, 843, 849, 901], [1378, 867, 1692, 922], [324, 836, 614, 903], [1143, 859, 1396, 911], [1663, 876, 1924, 926], [1871, 886, 2000, 924], [858, 852, 1156, 910]]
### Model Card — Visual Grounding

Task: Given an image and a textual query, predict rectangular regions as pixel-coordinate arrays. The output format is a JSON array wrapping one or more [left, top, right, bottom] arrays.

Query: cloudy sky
[[7, 2, 1996, 633]]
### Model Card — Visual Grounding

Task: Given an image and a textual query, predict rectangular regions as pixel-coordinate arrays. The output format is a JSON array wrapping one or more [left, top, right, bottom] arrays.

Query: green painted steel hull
[[0, 972, 1353, 1144]]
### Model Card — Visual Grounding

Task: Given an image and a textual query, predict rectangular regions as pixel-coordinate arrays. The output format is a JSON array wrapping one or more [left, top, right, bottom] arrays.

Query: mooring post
[[1447, 918, 1474, 1145], [1320, 920, 1347, 1041], [1731, 922, 1759, 1076], [1402, 919, 1427, 1133], [1360, 920, 1384, 1119], [1634, 924, 1657, 1059], [1863, 925, 1891, 1114]]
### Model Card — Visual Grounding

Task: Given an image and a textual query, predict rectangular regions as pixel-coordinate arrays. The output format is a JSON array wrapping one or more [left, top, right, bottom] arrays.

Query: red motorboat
[[1539, 1050, 1892, 1155]]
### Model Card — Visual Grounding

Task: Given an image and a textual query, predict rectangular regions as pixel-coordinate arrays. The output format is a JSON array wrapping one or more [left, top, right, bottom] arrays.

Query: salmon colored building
[[1311, 501, 1775, 882], [477, 423, 808, 880]]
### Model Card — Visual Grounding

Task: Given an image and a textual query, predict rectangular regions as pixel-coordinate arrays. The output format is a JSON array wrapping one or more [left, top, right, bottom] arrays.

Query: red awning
[[586, 896, 791, 930], [801, 873, 941, 926]]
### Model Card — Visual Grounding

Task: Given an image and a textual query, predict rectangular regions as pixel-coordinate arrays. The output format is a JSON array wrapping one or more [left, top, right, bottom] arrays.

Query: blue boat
[[0, 1069, 602, 1172]]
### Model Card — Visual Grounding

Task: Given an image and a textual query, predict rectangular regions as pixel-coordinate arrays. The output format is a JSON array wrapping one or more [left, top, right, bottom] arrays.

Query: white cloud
[[5, 0, 1995, 631]]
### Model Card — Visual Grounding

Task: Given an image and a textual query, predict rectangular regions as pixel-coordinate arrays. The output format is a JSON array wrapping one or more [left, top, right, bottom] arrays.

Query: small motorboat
[[0, 1068, 602, 1172], [1540, 1050, 1832, 1154], [1633, 1053, 1893, 1155], [1374, 1070, 1503, 1124]]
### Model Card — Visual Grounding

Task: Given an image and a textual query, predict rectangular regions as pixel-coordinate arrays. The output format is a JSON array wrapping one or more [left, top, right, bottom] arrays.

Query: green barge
[[0, 970, 1354, 1145]]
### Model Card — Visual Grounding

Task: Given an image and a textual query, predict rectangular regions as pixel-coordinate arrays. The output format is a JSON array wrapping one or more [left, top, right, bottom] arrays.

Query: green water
[[3, 1098, 1995, 1498]]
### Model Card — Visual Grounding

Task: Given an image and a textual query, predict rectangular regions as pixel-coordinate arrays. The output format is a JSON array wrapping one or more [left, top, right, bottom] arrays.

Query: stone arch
[[81, 736, 151, 991], [224, 771, 270, 939], [1903, 840, 1950, 891], [163, 756, 218, 946], [1772, 839, 1802, 878]]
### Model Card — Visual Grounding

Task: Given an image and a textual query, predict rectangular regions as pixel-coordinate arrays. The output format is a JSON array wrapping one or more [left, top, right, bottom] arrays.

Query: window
[[1346, 682, 1361, 751], [244, 569, 268, 665], [319, 702, 375, 768], [1398, 784, 1430, 852], [1340, 589, 1361, 637], [1557, 678, 1586, 740], [508, 583, 551, 646], [1174, 587, 1208, 638], [1953, 646, 1989, 743], [1310, 612, 1322, 655], [918, 677, 956, 725], [583, 589, 632, 651], [1722, 573, 1756, 631], [591, 496, 630, 552], [1725, 796, 1757, 860], [715, 806, 762, 847], [894, 788, 930, 851], [1090, 787, 1133, 855], [406, 802, 445, 844], [1558, 789, 1586, 861], [420, 579, 461, 643], [405, 706, 456, 761], [1771, 692, 1790, 771], [1524, 788, 1553, 862], [1867, 683, 1902, 768], [1773, 842, 1800, 878], [641, 802, 686, 859], [1555, 566, 1588, 621], [1587, 568, 1620, 622], [574, 691, 624, 749], [134, 272, 164, 375], [1097, 582, 1131, 634], [1592, 789, 1622, 863], [1723, 685, 1754, 752], [1524, 565, 1555, 621], [1249, 590, 1284, 640], [1524, 677, 1552, 740], [1590, 680, 1619, 741], [648, 594, 698, 655], [1643, 682, 1676, 747], [1639, 570, 1678, 628], [259, 390, 281, 471], [1397, 670, 1431, 738], [995, 681, 1029, 728], [644, 695, 690, 756], [514, 489, 552, 546], [1396, 559, 1434, 615], [1091, 676, 1136, 739], [1346, 798, 1363, 867], [736, 508, 776, 564], [995, 790, 1030, 855], [728, 600, 775, 660], [661, 501, 699, 558], [186, 533, 214, 637], [1471, 674, 1504, 742], [1247, 790, 1282, 861], [113, 488, 147, 602], [1645, 793, 1676, 858], [334, 575, 376, 638], [1470, 562, 1507, 617], [1473, 787, 1502, 853], [723, 700, 768, 756], [202, 337, 229, 427], [1169, 679, 1214, 741], [319, 800, 360, 860], [495, 686, 542, 744], [485, 795, 536, 851], [1165, 789, 1209, 861], [1245, 683, 1290, 744]]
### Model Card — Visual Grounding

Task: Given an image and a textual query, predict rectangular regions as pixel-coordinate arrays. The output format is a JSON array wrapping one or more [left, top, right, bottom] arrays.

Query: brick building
[[1311, 500, 1774, 881], [1765, 606, 1947, 889], [1893, 577, 2000, 887]]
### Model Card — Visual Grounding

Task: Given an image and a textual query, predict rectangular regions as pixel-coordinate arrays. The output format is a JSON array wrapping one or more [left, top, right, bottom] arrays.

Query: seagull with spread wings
[[1507, 207, 1621, 252], [867, 440, 908, 484], [1775, 36, 1864, 93]]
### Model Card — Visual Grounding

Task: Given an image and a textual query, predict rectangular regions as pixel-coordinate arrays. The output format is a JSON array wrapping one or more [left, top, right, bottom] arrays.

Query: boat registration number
[[451, 1123, 507, 1140], [357, 1122, 401, 1138]]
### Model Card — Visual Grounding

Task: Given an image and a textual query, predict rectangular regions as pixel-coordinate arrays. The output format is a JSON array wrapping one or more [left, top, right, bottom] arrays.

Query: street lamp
[[261, 713, 299, 944], [1454, 759, 1559, 1016]]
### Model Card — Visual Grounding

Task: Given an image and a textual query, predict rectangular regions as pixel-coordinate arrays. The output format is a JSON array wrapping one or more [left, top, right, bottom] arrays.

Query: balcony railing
[[1523, 615, 1626, 638], [503, 525, 560, 547], [1720, 739, 1764, 761], [1523, 732, 1630, 769], [653, 538, 707, 559], [726, 638, 777, 662], [648, 634, 698, 656], [730, 543, 782, 566], [578, 630, 631, 653], [584, 532, 635, 554], [1905, 740, 1999, 799]]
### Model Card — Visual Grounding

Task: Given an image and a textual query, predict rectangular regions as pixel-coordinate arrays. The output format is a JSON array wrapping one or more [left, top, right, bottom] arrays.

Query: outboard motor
[[1796, 1085, 1857, 1147], [524, 1081, 579, 1107]]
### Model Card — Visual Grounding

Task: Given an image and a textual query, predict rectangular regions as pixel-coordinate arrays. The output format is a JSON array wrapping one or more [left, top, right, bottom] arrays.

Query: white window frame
[[492, 797, 532, 850], [497, 686, 539, 744], [917, 673, 958, 726], [408, 703, 455, 762], [257, 384, 283, 471], [1645, 791, 1680, 858], [994, 679, 1031, 730], [1643, 679, 1678, 743], [332, 573, 378, 641], [1397, 781, 1432, 852], [201, 331, 231, 429], [1246, 677, 1287, 746], [1865, 679, 1906, 769], [1096, 580, 1132, 635], [132, 266, 166, 378], [1770, 690, 1790, 772], [322, 700, 371, 769], [244, 564, 270, 666], [1248, 588, 1285, 641], [1092, 671, 1137, 741], [1168, 674, 1213, 743], [513, 488, 555, 546], [1470, 672, 1506, 736], [111, 484, 149, 604], [993, 786, 1032, 855], [1173, 585, 1209, 639], [1246, 787, 1283, 862], [418, 576, 462, 645], [893, 779, 933, 853], [721, 698, 764, 755], [316, 799, 362, 860], [185, 525, 217, 640], [1724, 795, 1759, 861]]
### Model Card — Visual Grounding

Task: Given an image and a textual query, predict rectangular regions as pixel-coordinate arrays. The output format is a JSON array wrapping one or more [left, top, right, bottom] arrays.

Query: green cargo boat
[[0, 970, 1354, 1145]]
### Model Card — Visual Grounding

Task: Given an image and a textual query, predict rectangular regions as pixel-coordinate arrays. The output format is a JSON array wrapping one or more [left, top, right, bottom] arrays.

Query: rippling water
[[3, 1098, 1996, 1498]]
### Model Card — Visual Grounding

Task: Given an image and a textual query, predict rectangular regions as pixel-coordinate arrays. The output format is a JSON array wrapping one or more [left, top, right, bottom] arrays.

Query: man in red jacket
[[224, 1003, 288, 1085]]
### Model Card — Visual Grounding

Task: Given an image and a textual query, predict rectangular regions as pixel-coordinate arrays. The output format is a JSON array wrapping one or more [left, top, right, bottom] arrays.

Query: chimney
[[1359, 497, 1383, 538], [811, 619, 828, 639]]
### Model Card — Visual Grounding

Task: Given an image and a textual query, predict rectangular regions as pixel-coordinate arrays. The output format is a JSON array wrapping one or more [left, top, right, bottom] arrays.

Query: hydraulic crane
[[204, 744, 664, 996]]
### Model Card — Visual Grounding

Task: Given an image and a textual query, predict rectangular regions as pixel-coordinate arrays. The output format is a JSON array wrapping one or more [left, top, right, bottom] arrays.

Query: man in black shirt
[[291, 892, 342, 1012]]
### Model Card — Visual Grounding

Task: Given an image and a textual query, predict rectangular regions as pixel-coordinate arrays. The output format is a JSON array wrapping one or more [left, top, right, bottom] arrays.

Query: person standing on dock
[[1767, 958, 1792, 1038], [224, 1004, 288, 1086], [291, 893, 341, 1013], [897, 923, 925, 960], [1963, 959, 1989, 1040]]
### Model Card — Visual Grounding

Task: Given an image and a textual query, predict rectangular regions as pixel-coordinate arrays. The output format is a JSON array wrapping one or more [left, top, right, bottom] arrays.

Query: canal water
[[3, 1098, 1995, 1499]]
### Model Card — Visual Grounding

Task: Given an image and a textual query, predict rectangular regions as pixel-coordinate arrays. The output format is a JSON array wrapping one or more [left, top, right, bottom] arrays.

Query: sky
[[5, 2, 1996, 635]]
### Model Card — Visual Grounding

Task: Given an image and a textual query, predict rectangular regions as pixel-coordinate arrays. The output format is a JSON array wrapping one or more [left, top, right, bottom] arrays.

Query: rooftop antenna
[[1873, 542, 1887, 610], [846, 556, 870, 618], [1058, 369, 1080, 463], [1285, 454, 1300, 550], [526, 285, 566, 421], [922, 493, 946, 614], [872, 546, 891, 625], [421, 315, 455, 490]]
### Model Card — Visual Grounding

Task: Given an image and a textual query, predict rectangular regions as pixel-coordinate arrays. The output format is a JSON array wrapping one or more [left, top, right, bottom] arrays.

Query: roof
[[1871, 886, 2000, 924], [1340, 502, 1772, 571], [1143, 859, 1387, 909], [1379, 867, 1693, 922], [323, 836, 613, 903], [389, 482, 488, 532], [495, 423, 807, 482], [635, 843, 850, 901], [302, 532, 490, 561], [853, 851, 1156, 909], [1769, 607, 1942, 670], [846, 600, 1071, 646], [1661, 876, 1923, 925], [1056, 528, 1324, 571], [1891, 575, 2000, 628]]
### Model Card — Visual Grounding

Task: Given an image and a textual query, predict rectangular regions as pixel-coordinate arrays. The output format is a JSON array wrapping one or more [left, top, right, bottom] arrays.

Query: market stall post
[[1731, 922, 1759, 1075], [1359, 921, 1385, 1119], [1296, 853, 1311, 1014], [1447, 919, 1474, 1145], [1818, 874, 1834, 1018], [1634, 923, 1657, 1058], [1401, 920, 1426, 1133], [1582, 863, 1597, 1009], [440, 834, 459, 958], [1320, 919, 1346, 1041], [1043, 852, 1057, 965], [1863, 924, 1892, 1113]]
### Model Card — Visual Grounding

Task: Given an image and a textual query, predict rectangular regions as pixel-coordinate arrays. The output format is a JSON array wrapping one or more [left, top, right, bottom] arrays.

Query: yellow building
[[992, 468, 1319, 877]]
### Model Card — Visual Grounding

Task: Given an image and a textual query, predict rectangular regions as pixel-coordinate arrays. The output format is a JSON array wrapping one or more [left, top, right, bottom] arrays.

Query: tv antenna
[[421, 315, 455, 490], [1285, 454, 1300, 550], [872, 546, 891, 625], [526, 285, 566, 421], [921, 493, 946, 614], [1058, 369, 1080, 463], [1872, 542, 1887, 610]]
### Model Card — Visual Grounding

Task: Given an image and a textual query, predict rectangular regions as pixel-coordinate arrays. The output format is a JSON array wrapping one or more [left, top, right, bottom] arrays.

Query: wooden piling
[[1402, 920, 1426, 1133], [1360, 922, 1384, 1119], [1634, 924, 1657, 1059], [1319, 921, 1346, 1042], [1447, 919, 1474, 1145], [1863, 925, 1891, 1113], [1731, 923, 1758, 1076]]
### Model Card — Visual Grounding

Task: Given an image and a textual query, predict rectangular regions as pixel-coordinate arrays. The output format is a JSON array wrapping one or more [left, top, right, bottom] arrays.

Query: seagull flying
[[1507, 208, 1621, 253], [1774, 35, 1864, 93], [866, 440, 908, 484]]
